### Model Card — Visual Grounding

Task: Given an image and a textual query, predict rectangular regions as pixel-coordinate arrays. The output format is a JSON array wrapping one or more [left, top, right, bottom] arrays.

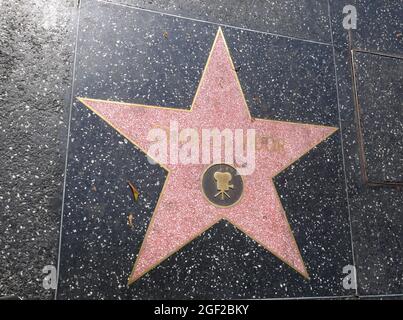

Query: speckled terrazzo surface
[[0, 0, 77, 299], [0, 0, 402, 300], [353, 52, 403, 183]]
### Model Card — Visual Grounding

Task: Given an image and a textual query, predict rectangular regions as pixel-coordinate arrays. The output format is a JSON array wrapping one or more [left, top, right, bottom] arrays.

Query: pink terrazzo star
[[79, 28, 337, 284]]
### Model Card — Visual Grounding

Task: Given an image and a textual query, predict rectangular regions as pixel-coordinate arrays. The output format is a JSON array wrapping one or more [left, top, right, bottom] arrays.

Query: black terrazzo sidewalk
[[0, 0, 402, 300]]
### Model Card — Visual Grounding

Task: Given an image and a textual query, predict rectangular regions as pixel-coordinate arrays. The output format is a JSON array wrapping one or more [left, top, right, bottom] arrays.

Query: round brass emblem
[[201, 163, 243, 208]]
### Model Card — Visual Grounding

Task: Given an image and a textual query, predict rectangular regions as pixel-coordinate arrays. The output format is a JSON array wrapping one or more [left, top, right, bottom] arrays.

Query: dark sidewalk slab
[[353, 0, 403, 55], [56, 0, 353, 299], [353, 51, 403, 184], [329, 0, 403, 296], [105, 0, 332, 44], [0, 0, 77, 299]]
